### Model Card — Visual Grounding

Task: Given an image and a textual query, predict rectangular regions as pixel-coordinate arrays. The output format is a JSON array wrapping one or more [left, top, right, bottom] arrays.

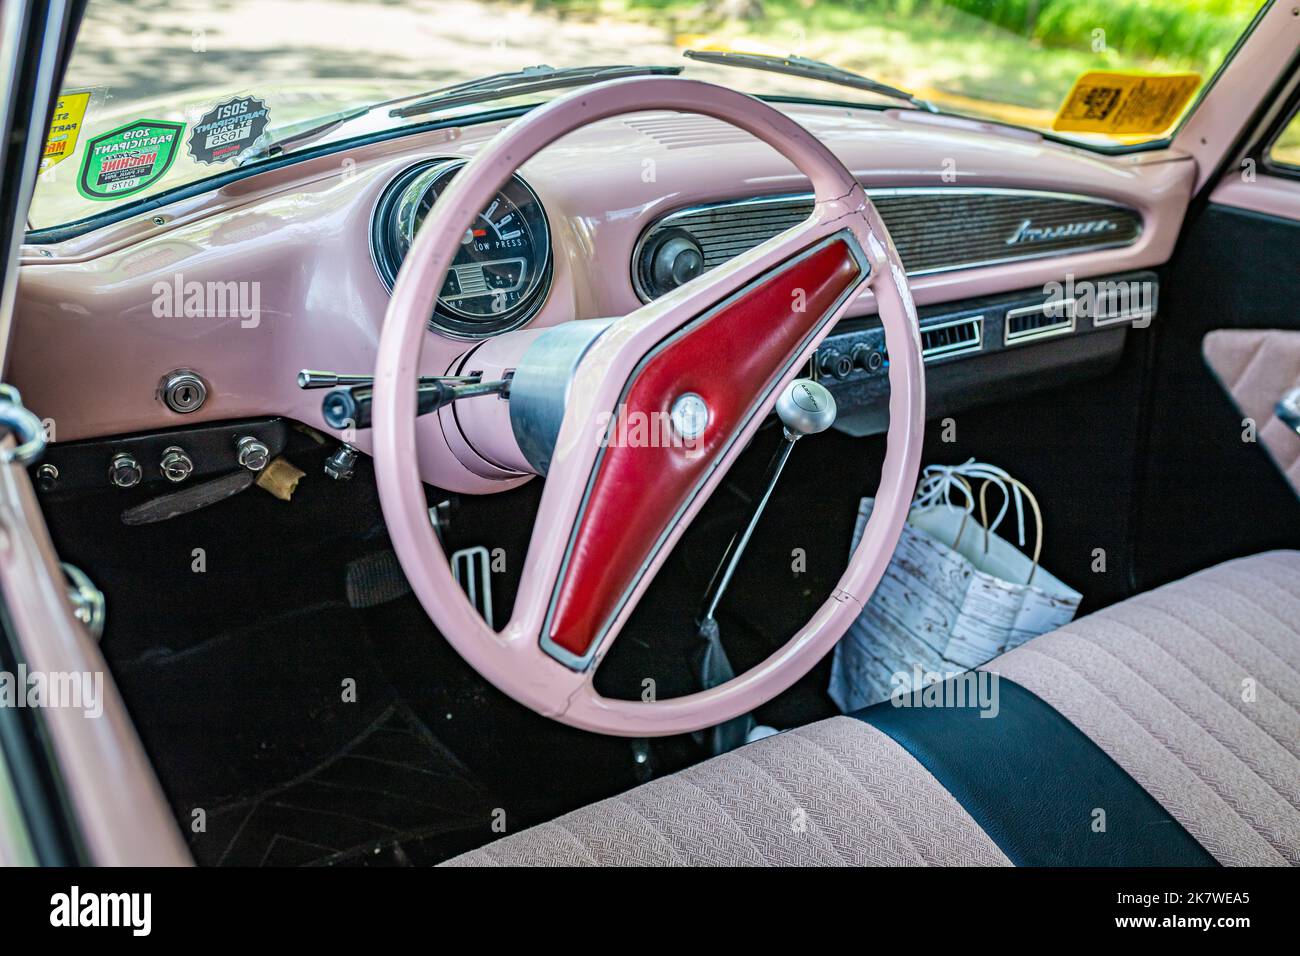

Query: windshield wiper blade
[[240, 64, 683, 166], [238, 105, 371, 165], [683, 50, 938, 113], [389, 64, 683, 119]]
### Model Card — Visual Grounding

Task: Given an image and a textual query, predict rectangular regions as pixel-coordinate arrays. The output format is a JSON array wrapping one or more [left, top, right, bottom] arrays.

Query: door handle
[[1277, 387, 1300, 437]]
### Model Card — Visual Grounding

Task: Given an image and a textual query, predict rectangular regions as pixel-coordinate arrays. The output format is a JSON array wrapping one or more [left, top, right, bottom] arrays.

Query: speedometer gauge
[[372, 160, 553, 338]]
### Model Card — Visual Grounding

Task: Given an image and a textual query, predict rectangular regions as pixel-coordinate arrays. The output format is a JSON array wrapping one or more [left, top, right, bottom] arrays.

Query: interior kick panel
[[817, 270, 1157, 436]]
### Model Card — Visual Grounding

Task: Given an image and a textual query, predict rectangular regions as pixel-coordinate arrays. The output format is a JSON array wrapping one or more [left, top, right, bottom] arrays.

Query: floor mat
[[188, 703, 500, 867]]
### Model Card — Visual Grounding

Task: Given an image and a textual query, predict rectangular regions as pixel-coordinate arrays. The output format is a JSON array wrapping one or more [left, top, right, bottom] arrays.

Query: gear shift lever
[[699, 378, 837, 623], [775, 377, 838, 441], [694, 378, 836, 754]]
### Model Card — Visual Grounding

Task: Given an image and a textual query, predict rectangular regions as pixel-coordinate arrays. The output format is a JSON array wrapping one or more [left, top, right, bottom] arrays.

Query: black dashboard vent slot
[[1004, 299, 1076, 345], [921, 314, 983, 360]]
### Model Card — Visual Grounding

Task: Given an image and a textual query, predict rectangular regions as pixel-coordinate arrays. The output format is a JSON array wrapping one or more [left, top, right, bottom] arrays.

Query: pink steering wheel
[[372, 77, 924, 736]]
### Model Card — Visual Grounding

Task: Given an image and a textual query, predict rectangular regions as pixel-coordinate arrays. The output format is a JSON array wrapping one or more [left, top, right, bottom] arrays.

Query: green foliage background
[[539, 0, 1262, 67]]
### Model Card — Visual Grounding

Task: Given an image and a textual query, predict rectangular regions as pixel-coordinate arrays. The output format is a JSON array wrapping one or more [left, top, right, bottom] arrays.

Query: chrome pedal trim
[[451, 545, 494, 630]]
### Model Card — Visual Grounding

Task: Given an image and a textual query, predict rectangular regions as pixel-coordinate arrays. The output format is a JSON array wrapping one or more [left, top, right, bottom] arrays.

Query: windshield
[[30, 0, 1269, 231]]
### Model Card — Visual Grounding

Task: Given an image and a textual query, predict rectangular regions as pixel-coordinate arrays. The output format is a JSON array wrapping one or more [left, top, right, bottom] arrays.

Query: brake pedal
[[345, 550, 411, 609]]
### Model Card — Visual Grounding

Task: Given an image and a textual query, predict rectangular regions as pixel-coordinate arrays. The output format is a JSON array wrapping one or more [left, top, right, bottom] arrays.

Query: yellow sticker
[[1053, 72, 1200, 135], [41, 90, 91, 171]]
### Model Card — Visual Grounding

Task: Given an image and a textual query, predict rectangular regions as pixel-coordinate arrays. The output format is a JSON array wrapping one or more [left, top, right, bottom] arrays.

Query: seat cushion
[[442, 550, 1300, 866], [983, 550, 1300, 866], [443, 716, 1010, 866]]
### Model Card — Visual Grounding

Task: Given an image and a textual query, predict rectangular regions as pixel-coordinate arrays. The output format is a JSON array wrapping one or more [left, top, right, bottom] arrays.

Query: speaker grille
[[632, 189, 1142, 301]]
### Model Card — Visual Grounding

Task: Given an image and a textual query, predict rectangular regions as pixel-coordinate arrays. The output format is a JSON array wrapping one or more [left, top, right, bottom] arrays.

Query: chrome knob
[[775, 378, 837, 438], [159, 446, 194, 483], [35, 463, 59, 492], [236, 436, 270, 472], [324, 444, 358, 481], [109, 453, 143, 488]]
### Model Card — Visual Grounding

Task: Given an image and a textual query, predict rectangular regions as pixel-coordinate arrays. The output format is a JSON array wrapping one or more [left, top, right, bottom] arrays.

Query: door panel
[[0, 0, 190, 864], [1134, 203, 1300, 590]]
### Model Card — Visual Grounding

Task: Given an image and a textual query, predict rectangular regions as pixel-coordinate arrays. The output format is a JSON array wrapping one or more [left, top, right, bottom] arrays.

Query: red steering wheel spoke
[[530, 228, 873, 670]]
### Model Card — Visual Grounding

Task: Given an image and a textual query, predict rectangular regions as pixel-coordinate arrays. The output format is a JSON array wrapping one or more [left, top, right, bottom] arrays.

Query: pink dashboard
[[11, 100, 1195, 493]]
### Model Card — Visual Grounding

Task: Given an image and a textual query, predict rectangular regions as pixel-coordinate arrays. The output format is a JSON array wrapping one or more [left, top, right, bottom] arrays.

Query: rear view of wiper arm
[[390, 64, 684, 119], [683, 50, 938, 113]]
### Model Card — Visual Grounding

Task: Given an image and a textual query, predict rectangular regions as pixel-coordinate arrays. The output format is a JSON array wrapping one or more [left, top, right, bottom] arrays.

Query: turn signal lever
[[319, 377, 511, 431], [296, 369, 479, 389]]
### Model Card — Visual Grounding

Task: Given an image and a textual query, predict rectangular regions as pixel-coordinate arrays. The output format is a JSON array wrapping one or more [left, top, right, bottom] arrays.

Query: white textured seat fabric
[[983, 550, 1300, 866], [443, 550, 1300, 866], [443, 717, 1009, 866]]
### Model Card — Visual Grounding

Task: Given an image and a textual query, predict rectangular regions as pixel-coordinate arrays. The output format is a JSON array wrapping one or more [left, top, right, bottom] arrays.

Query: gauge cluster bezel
[[370, 158, 554, 339]]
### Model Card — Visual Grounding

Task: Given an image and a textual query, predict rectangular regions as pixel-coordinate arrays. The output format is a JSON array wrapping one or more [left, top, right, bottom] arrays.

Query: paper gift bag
[[829, 460, 1082, 713]]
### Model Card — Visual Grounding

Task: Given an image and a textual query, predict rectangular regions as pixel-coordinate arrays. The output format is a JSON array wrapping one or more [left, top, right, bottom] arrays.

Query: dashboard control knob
[[159, 446, 194, 483], [817, 348, 854, 380], [644, 232, 705, 297], [236, 436, 271, 472], [161, 370, 208, 414], [776, 378, 837, 438], [325, 444, 359, 482], [852, 343, 884, 373], [109, 453, 143, 488]]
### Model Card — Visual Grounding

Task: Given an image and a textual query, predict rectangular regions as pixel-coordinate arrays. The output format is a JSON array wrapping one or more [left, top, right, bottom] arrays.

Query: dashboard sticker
[[41, 90, 91, 172], [1052, 71, 1200, 135], [187, 95, 270, 165], [77, 119, 185, 201]]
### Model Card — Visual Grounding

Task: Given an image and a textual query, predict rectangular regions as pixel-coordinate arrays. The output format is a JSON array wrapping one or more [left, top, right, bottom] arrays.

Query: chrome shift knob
[[775, 378, 836, 438]]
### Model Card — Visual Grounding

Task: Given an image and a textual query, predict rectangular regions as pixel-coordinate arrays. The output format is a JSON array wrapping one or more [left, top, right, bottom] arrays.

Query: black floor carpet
[[189, 703, 498, 867]]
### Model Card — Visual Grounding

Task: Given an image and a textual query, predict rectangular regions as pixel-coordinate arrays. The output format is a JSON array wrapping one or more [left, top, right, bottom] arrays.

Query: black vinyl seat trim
[[850, 676, 1218, 867]]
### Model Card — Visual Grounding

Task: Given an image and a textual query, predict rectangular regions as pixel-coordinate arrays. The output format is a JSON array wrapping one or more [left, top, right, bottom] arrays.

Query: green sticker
[[77, 119, 185, 201]]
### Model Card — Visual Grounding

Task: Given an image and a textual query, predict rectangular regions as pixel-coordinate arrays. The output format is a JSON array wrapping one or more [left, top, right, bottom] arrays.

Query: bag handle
[[978, 477, 1044, 585], [949, 476, 977, 551]]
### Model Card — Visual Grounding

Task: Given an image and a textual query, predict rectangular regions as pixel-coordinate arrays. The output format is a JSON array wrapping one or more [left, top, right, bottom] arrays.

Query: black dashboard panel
[[815, 270, 1159, 436]]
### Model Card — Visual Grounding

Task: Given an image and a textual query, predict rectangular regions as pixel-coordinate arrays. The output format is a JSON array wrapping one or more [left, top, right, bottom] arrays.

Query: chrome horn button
[[670, 392, 710, 441]]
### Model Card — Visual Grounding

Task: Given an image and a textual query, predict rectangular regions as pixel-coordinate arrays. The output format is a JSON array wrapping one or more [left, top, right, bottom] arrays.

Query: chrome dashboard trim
[[631, 187, 1145, 303]]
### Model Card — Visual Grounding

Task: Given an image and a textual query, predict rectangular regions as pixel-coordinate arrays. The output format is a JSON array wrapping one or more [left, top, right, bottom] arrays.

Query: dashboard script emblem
[[1006, 218, 1118, 245]]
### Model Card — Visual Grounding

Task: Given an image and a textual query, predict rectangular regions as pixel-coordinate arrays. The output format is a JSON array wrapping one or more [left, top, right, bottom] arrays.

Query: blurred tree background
[[537, 0, 1260, 65], [531, 0, 1266, 126]]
